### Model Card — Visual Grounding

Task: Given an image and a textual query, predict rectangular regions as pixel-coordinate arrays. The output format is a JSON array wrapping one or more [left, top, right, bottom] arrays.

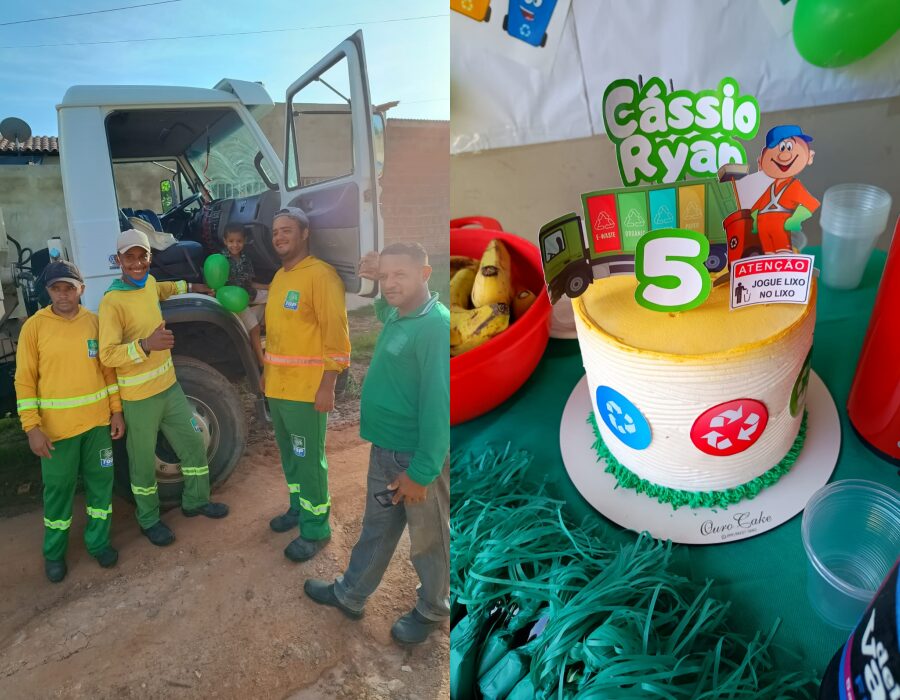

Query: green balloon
[[203, 254, 230, 290], [794, 0, 900, 68], [217, 285, 249, 313]]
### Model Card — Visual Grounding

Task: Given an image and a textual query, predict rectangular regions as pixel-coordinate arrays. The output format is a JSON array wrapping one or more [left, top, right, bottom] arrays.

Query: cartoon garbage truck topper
[[539, 178, 736, 303], [503, 0, 559, 47]]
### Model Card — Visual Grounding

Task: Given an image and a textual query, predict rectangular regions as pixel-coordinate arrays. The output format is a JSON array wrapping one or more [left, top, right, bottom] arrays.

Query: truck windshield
[[185, 110, 275, 200], [543, 229, 566, 262]]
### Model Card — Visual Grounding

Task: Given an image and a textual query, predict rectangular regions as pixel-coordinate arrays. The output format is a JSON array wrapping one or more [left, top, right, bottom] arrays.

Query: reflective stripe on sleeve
[[126, 340, 145, 364], [264, 352, 324, 367], [117, 358, 174, 387]]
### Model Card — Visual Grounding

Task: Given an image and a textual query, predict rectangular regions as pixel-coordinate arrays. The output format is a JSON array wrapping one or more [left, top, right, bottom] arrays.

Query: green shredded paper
[[590, 412, 808, 510], [450, 445, 819, 699]]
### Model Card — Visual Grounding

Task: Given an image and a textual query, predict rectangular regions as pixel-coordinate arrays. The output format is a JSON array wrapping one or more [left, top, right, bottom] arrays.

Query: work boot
[[141, 520, 175, 546], [269, 507, 300, 533], [390, 609, 443, 645], [303, 579, 364, 620], [93, 546, 119, 568], [284, 535, 330, 562], [181, 502, 229, 519], [44, 558, 67, 583]]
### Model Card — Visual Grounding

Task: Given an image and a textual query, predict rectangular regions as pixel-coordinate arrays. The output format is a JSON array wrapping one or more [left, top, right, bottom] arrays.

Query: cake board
[[560, 372, 840, 545]]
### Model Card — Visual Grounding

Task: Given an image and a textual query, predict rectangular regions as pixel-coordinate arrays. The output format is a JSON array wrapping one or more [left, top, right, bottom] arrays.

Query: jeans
[[334, 445, 450, 621]]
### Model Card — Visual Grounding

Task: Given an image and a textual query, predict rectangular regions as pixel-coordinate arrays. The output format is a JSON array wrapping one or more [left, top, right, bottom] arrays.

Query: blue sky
[[0, 0, 449, 136]]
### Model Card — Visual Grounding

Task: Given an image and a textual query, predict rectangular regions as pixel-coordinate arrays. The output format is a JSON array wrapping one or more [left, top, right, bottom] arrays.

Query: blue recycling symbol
[[595, 385, 652, 450]]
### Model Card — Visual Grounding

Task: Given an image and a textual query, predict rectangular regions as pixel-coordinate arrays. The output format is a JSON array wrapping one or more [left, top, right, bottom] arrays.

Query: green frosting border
[[588, 411, 808, 510]]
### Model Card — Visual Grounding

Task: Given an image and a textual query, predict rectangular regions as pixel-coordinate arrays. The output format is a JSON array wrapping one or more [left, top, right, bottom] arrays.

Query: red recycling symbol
[[690, 399, 768, 457]]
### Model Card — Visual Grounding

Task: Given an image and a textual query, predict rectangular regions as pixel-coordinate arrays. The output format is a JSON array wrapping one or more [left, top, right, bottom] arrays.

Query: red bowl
[[451, 224, 552, 425]]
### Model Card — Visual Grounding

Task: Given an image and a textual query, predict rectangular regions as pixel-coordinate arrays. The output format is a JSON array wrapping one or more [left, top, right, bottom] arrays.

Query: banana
[[471, 239, 512, 308], [450, 303, 510, 357], [449, 267, 476, 310], [450, 255, 479, 276], [512, 289, 537, 320]]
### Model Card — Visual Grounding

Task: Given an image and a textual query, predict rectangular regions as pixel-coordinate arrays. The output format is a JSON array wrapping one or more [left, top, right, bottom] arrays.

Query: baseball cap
[[116, 228, 151, 254], [44, 260, 84, 288], [273, 206, 310, 229], [765, 125, 813, 149]]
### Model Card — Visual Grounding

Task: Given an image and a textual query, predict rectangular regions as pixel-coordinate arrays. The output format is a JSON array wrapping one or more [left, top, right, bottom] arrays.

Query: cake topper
[[602, 77, 759, 186], [540, 82, 819, 313]]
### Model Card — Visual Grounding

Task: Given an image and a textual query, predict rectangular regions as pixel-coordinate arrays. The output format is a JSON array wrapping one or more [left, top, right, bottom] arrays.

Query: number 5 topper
[[634, 229, 711, 312]]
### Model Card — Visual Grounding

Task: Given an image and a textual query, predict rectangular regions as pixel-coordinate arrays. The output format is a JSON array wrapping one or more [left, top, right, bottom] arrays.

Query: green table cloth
[[451, 246, 900, 676]]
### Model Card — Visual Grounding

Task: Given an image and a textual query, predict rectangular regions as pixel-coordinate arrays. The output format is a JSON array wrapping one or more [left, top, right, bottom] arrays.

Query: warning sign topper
[[730, 254, 814, 310]]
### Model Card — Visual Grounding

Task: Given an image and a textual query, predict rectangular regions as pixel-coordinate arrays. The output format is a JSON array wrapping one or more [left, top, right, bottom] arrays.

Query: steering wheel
[[162, 192, 203, 218]]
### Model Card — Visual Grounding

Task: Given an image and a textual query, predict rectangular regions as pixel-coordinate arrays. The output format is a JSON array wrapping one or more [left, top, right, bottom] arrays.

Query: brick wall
[[379, 119, 449, 261]]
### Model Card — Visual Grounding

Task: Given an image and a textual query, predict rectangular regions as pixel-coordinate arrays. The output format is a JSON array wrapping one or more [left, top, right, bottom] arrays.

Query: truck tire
[[484, 5, 491, 22], [704, 244, 728, 272], [112, 356, 247, 507], [566, 269, 591, 298]]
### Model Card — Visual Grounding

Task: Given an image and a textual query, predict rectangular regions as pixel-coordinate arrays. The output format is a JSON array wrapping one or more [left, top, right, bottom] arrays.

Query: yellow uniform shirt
[[99, 276, 187, 401], [264, 256, 351, 402], [15, 306, 122, 442]]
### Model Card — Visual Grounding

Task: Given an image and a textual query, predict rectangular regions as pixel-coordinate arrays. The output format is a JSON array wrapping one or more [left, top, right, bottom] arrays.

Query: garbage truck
[[539, 178, 738, 303], [0, 30, 384, 505]]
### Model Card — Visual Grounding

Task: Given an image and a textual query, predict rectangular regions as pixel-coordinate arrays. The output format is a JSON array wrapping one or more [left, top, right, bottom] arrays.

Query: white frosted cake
[[573, 275, 816, 508]]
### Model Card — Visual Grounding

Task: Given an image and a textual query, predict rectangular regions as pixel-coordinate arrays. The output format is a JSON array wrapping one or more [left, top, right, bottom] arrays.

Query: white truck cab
[[3, 31, 383, 504]]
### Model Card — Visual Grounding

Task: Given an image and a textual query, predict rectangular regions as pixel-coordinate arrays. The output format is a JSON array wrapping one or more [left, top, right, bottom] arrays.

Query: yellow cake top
[[574, 274, 816, 357]]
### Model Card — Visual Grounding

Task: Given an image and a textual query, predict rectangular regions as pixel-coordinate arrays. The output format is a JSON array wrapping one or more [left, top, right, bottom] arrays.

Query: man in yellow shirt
[[99, 229, 228, 547], [264, 207, 350, 562], [15, 261, 124, 582]]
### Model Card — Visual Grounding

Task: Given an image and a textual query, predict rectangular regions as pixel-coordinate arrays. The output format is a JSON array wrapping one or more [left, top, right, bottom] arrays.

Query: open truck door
[[282, 30, 383, 295]]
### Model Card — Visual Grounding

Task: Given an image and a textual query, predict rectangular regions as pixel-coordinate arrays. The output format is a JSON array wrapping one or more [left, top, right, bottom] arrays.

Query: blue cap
[[765, 125, 813, 149]]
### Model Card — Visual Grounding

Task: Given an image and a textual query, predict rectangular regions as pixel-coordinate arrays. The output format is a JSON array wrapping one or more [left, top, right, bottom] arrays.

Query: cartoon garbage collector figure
[[752, 125, 820, 254]]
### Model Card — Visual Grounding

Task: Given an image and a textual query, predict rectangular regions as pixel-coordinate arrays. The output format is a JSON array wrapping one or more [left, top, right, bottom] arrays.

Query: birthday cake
[[573, 274, 816, 508]]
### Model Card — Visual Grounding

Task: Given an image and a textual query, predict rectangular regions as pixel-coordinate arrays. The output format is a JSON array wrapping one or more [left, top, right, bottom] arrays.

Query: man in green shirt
[[304, 242, 450, 645]]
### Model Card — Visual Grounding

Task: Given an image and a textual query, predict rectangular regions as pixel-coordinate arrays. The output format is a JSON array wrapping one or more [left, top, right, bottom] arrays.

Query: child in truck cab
[[223, 223, 268, 369]]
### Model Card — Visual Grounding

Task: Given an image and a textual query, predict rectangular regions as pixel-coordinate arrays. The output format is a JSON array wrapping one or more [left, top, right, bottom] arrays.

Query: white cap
[[116, 228, 151, 254]]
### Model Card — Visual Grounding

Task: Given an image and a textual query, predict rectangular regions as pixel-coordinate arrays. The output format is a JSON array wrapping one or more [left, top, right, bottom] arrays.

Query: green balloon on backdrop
[[217, 285, 249, 313], [203, 254, 230, 290], [793, 0, 900, 68]]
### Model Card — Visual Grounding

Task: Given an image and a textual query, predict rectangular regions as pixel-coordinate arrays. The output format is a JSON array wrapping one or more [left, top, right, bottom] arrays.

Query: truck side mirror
[[372, 113, 385, 179], [160, 179, 178, 211]]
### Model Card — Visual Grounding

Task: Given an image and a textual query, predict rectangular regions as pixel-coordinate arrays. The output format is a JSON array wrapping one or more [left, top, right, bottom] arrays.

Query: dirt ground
[[0, 422, 450, 699]]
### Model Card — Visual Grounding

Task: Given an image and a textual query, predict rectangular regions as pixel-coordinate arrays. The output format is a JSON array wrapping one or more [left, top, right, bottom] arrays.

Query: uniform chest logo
[[284, 291, 300, 311], [87, 339, 99, 358], [99, 448, 113, 468]]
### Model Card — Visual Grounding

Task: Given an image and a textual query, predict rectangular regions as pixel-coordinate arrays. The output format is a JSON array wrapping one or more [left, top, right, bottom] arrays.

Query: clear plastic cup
[[820, 184, 892, 290], [801, 479, 900, 629]]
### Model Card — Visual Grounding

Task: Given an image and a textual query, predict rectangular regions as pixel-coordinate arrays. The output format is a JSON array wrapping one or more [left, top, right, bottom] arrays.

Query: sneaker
[[44, 558, 67, 583], [269, 507, 300, 533], [390, 609, 443, 645], [141, 520, 175, 546], [93, 546, 119, 568], [303, 579, 364, 620], [181, 502, 229, 519], [284, 535, 330, 562]]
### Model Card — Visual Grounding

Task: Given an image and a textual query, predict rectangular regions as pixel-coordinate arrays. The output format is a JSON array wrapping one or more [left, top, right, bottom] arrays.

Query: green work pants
[[41, 424, 114, 561], [269, 398, 330, 540], [122, 383, 209, 529]]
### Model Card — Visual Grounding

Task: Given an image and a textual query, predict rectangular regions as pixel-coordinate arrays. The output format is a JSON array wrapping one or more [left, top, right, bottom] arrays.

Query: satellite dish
[[0, 117, 33, 147]]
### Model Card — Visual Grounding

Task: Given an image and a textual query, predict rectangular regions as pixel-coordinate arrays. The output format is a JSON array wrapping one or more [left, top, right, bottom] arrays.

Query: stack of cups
[[820, 183, 892, 289]]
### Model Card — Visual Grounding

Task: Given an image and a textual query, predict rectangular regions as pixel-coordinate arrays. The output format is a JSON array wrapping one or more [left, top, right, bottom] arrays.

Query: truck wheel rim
[[154, 395, 220, 483]]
